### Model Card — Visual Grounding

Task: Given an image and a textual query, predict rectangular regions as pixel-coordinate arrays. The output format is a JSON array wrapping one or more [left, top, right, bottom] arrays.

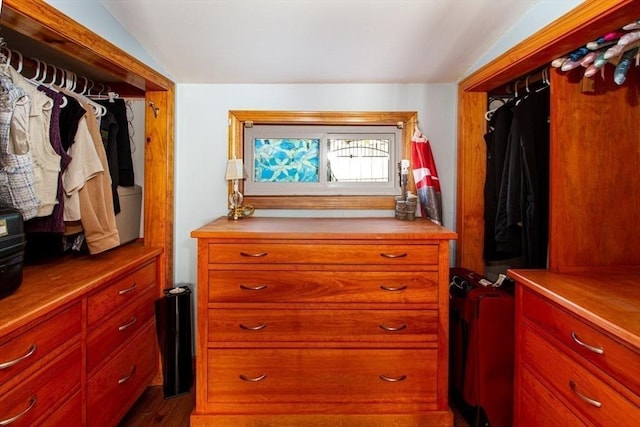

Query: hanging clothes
[[97, 98, 136, 215], [483, 98, 517, 261], [411, 129, 443, 225], [514, 86, 550, 268], [0, 75, 39, 220], [483, 81, 550, 269]]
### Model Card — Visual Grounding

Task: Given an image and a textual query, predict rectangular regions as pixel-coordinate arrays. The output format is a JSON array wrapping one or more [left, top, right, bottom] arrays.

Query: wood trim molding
[[228, 111, 417, 210], [460, 0, 640, 93]]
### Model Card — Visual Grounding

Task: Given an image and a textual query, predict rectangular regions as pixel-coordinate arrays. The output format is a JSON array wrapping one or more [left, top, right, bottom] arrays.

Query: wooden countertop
[[191, 216, 457, 240], [508, 268, 640, 350], [0, 242, 162, 338]]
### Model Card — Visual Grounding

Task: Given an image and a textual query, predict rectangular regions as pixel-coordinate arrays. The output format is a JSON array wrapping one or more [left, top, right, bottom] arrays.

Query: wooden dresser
[[509, 269, 640, 426], [0, 244, 161, 426], [191, 216, 456, 426]]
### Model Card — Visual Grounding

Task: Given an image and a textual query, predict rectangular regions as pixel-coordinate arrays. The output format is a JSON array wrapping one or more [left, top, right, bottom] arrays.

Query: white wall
[[174, 83, 457, 287], [43, 0, 168, 77]]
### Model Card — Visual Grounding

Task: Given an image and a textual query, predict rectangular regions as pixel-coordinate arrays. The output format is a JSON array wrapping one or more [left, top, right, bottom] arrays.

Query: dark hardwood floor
[[118, 386, 194, 427], [119, 386, 470, 427]]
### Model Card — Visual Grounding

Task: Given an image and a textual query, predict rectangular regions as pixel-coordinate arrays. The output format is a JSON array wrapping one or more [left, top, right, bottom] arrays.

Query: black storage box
[[0, 207, 26, 299]]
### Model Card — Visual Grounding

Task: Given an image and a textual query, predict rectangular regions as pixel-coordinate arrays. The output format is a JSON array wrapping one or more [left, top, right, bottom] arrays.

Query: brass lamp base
[[228, 204, 255, 220]]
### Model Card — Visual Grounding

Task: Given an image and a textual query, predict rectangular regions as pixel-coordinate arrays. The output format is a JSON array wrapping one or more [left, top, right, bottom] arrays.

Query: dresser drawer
[[0, 303, 81, 385], [38, 390, 82, 427], [209, 271, 438, 304], [0, 345, 81, 427], [206, 349, 437, 410], [87, 287, 156, 374], [87, 261, 157, 326], [208, 243, 439, 265], [87, 321, 157, 427], [208, 309, 438, 344], [521, 324, 640, 426], [522, 287, 640, 396], [519, 366, 587, 427]]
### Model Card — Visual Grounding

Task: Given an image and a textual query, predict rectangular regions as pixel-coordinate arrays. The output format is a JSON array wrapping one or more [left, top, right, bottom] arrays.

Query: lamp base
[[228, 204, 255, 220]]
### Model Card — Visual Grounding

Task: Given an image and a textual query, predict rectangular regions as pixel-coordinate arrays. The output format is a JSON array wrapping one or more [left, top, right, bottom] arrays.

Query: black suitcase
[[0, 207, 26, 299], [449, 267, 515, 427]]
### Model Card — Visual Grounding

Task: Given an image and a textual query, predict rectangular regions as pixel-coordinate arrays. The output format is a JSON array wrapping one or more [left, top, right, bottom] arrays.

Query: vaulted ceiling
[[98, 0, 540, 84]]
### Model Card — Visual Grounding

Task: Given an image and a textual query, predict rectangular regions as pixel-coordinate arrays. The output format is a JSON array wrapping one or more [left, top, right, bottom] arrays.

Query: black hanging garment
[[97, 99, 135, 215], [512, 87, 550, 268]]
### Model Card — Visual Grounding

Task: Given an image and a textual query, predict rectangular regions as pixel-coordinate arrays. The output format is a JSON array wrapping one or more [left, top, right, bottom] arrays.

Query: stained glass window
[[253, 138, 320, 182]]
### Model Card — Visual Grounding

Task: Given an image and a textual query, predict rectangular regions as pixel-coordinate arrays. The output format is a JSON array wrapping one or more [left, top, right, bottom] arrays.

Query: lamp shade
[[225, 159, 244, 180]]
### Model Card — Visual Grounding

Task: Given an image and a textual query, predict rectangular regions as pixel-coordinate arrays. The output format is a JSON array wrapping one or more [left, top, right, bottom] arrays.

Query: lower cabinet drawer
[[38, 390, 83, 427], [0, 344, 81, 427], [87, 321, 157, 427], [0, 303, 81, 385], [87, 287, 156, 374], [206, 348, 437, 412], [209, 309, 438, 344], [521, 324, 640, 426], [519, 366, 587, 427]]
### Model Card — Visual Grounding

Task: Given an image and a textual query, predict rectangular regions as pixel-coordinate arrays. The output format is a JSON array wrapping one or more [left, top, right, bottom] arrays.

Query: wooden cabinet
[[0, 305, 82, 426], [0, 0, 174, 424], [510, 270, 640, 427], [191, 216, 456, 426], [0, 244, 161, 426]]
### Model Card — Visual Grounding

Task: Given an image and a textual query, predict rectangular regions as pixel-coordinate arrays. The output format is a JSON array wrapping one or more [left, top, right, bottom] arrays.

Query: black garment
[[100, 111, 120, 214], [58, 96, 87, 152], [514, 87, 550, 268], [483, 100, 517, 261], [97, 99, 135, 186]]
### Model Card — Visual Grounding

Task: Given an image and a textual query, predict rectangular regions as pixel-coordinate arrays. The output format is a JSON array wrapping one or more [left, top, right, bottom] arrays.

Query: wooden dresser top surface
[[191, 216, 457, 241], [0, 243, 162, 338], [509, 269, 640, 350]]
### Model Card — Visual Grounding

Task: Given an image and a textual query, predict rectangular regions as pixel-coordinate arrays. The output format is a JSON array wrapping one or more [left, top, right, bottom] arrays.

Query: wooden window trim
[[228, 110, 417, 210]]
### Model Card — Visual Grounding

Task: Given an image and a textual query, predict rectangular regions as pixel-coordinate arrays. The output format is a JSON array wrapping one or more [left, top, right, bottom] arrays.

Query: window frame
[[228, 110, 418, 210]]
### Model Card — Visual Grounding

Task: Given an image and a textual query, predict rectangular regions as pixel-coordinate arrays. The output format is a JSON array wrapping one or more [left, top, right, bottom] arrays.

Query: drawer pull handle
[[379, 324, 407, 332], [118, 317, 137, 331], [239, 373, 267, 382], [571, 332, 604, 355], [0, 344, 37, 370], [0, 396, 36, 426], [380, 252, 407, 259], [240, 251, 268, 258], [379, 374, 407, 382], [239, 323, 267, 331], [118, 365, 137, 384], [569, 380, 602, 408], [118, 283, 138, 295], [240, 284, 268, 291], [380, 285, 408, 292]]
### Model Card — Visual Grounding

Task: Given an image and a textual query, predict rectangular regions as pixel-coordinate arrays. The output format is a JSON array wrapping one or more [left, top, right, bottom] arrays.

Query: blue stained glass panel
[[253, 138, 320, 182]]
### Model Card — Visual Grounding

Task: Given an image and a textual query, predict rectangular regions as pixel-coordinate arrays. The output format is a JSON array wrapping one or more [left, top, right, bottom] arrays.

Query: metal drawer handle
[[239, 374, 267, 382], [118, 283, 138, 295], [240, 284, 268, 291], [0, 344, 37, 370], [569, 380, 602, 408], [380, 252, 407, 259], [0, 396, 37, 426], [118, 365, 137, 384], [379, 374, 407, 382], [239, 323, 267, 331], [240, 251, 268, 258], [118, 317, 137, 331], [571, 332, 604, 355], [380, 285, 407, 292], [379, 324, 407, 332]]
